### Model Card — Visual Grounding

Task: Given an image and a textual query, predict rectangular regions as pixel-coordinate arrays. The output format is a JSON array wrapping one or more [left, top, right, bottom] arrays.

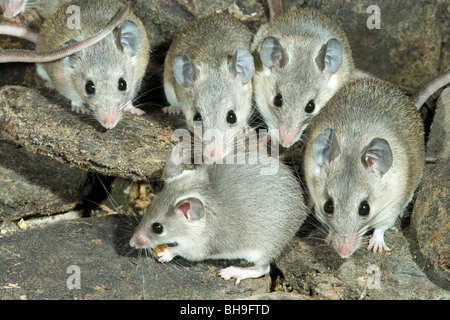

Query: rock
[[0, 215, 270, 299], [276, 219, 450, 299], [0, 141, 89, 222], [425, 87, 450, 160], [0, 86, 178, 181]]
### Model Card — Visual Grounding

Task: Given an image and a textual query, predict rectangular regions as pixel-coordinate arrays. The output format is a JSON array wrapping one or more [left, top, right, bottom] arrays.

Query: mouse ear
[[362, 138, 393, 176], [173, 53, 195, 88], [117, 20, 142, 57], [61, 39, 80, 68], [229, 48, 255, 84], [175, 197, 204, 221], [260, 36, 289, 68], [315, 38, 343, 74], [312, 128, 341, 167]]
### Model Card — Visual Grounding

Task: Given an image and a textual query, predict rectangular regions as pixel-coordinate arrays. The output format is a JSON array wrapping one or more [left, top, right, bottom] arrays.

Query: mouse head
[[62, 20, 144, 129], [129, 159, 209, 250], [255, 36, 346, 148], [308, 128, 394, 258], [172, 48, 255, 161], [1, 0, 27, 17]]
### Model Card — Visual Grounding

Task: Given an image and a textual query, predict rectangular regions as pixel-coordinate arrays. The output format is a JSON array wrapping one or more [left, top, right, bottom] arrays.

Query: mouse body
[[129, 156, 307, 284], [35, 0, 150, 129], [303, 78, 425, 259], [252, 8, 354, 148], [163, 14, 255, 161]]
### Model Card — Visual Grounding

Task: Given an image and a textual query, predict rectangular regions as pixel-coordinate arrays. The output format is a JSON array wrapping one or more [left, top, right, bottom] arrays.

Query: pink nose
[[279, 124, 299, 148], [204, 142, 226, 162], [335, 233, 358, 259], [129, 233, 152, 248], [97, 107, 120, 129]]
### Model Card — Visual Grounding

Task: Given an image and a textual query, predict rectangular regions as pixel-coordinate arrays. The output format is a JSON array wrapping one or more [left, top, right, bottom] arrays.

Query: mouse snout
[[279, 123, 300, 148], [204, 141, 227, 162], [96, 107, 120, 130], [129, 233, 153, 249], [334, 233, 358, 259]]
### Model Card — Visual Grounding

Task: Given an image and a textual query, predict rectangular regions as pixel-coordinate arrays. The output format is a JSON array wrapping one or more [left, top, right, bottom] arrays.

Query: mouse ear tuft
[[60, 39, 80, 68], [260, 36, 288, 69], [229, 48, 255, 84], [312, 128, 341, 167], [362, 138, 393, 176], [117, 20, 142, 57]]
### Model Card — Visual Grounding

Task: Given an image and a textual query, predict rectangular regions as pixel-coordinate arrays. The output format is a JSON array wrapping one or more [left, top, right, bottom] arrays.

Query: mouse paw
[[156, 246, 177, 263], [125, 106, 145, 116], [367, 231, 391, 253], [219, 265, 270, 285], [162, 106, 182, 115], [71, 104, 89, 114]]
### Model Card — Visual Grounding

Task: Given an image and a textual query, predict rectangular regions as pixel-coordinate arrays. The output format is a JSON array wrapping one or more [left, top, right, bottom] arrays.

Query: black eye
[[152, 222, 164, 234], [324, 198, 334, 214], [358, 201, 370, 217], [273, 93, 283, 108], [226, 110, 237, 124], [193, 112, 202, 122], [118, 78, 127, 91], [305, 100, 315, 113], [85, 80, 95, 95]]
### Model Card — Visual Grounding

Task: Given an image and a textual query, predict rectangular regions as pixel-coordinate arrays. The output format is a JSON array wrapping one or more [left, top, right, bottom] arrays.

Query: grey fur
[[303, 78, 425, 258]]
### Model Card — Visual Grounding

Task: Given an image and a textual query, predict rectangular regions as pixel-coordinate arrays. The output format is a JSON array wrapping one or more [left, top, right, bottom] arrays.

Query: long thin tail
[[0, 23, 38, 42]]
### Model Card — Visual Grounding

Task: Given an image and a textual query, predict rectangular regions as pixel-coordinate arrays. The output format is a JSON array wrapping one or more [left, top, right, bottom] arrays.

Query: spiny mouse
[[129, 155, 307, 284], [252, 8, 354, 148], [163, 13, 255, 161], [303, 78, 424, 258]]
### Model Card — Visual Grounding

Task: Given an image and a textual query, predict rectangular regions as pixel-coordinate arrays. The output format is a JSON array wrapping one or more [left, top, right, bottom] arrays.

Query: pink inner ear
[[177, 201, 191, 220], [366, 155, 376, 167], [273, 51, 283, 67]]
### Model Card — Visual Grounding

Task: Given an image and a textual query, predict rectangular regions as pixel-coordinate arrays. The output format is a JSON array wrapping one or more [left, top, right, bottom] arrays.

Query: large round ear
[[362, 138, 393, 176], [175, 197, 204, 221], [312, 128, 341, 167], [259, 36, 289, 68], [229, 48, 255, 84], [61, 39, 80, 68], [116, 20, 142, 57], [173, 53, 195, 88], [315, 38, 343, 74]]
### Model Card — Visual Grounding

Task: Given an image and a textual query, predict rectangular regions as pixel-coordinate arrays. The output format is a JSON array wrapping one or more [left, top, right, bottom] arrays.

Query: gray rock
[[0, 215, 270, 299]]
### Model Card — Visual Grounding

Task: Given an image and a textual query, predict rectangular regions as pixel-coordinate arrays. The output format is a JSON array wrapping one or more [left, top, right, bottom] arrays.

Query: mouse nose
[[97, 107, 120, 130], [334, 233, 358, 259], [204, 142, 226, 163], [279, 123, 300, 148], [129, 233, 152, 248]]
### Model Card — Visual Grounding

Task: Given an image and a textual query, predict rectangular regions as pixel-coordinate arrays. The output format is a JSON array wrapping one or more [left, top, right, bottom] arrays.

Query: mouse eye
[[323, 198, 334, 214], [85, 80, 95, 95], [305, 100, 315, 113], [193, 112, 202, 122], [358, 201, 370, 217], [273, 93, 283, 108], [152, 222, 164, 234], [118, 78, 127, 91], [226, 110, 237, 124]]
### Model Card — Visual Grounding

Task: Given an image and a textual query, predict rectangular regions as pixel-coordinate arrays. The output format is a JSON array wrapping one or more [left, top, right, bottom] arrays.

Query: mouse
[[0, 3, 129, 62], [163, 13, 255, 162], [251, 8, 354, 148], [14, 0, 149, 130], [303, 78, 425, 259], [129, 154, 307, 284]]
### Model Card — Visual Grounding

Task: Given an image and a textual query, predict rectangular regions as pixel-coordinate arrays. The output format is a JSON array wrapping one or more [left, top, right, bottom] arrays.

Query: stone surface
[[0, 86, 178, 182], [0, 215, 271, 300], [426, 87, 450, 160], [0, 141, 89, 222]]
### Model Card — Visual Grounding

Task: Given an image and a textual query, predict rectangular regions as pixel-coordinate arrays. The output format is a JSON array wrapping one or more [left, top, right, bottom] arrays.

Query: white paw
[[156, 247, 176, 263], [367, 231, 391, 253], [219, 265, 270, 285], [162, 106, 182, 115], [71, 105, 88, 114], [126, 106, 146, 115]]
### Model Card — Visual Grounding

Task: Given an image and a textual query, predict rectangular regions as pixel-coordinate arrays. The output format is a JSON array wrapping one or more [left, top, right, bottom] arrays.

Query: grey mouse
[[129, 155, 307, 284], [0, 0, 150, 130], [163, 13, 255, 162], [303, 78, 425, 258], [252, 8, 354, 148]]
